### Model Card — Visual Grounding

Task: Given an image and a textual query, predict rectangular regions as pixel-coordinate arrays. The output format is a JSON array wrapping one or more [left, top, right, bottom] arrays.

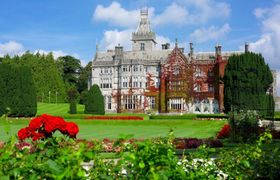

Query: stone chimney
[[115, 44, 123, 59], [189, 42, 194, 57], [245, 42, 249, 53], [215, 44, 222, 56]]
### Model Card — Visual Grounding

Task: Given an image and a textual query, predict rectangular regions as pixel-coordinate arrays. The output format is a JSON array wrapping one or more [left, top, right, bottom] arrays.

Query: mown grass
[[0, 103, 226, 141], [0, 118, 226, 141], [37, 103, 85, 115]]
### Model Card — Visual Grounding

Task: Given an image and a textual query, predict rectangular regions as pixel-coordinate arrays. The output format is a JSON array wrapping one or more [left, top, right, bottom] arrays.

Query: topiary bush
[[84, 84, 105, 115]]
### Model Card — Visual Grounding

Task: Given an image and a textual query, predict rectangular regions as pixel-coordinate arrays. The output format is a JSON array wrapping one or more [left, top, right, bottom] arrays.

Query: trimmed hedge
[[0, 64, 37, 117], [150, 114, 227, 120]]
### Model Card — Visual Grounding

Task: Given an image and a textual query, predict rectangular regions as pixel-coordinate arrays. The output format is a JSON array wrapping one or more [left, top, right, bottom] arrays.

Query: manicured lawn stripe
[[0, 119, 225, 141]]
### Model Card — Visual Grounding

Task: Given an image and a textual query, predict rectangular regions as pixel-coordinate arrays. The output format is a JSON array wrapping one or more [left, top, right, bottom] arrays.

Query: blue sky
[[0, 0, 280, 94]]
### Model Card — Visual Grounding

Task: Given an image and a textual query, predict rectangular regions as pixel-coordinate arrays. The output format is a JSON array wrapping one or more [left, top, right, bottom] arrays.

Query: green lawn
[[37, 103, 85, 115], [0, 118, 225, 141], [0, 103, 226, 141]]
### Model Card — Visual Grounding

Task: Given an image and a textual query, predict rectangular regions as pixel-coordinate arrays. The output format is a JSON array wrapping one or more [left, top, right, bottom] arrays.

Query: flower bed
[[84, 116, 144, 120], [18, 114, 79, 141], [174, 138, 223, 149]]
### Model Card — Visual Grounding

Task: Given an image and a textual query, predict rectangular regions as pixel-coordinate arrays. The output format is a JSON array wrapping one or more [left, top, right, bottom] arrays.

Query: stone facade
[[91, 9, 276, 114]]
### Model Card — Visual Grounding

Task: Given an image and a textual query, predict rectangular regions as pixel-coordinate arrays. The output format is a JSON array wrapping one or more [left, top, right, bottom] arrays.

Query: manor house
[[91, 9, 256, 114]]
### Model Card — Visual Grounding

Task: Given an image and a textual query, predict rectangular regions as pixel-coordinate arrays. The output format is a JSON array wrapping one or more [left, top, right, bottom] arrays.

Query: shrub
[[84, 84, 105, 115], [229, 110, 260, 142], [84, 116, 143, 120]]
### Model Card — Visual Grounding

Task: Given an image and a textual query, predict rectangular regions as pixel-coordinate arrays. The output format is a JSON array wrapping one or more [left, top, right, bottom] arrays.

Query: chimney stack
[[189, 42, 193, 57], [215, 44, 222, 56], [115, 44, 123, 59]]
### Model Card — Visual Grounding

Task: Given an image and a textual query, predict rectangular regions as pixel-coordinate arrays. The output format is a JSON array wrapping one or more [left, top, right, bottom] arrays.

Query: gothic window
[[195, 67, 201, 77], [133, 77, 138, 88], [208, 84, 214, 92], [194, 84, 201, 92], [194, 99, 201, 112], [149, 96, 156, 109], [170, 98, 182, 110], [202, 99, 210, 113], [133, 65, 138, 72], [139, 65, 143, 71], [123, 95, 136, 110], [123, 66, 128, 72], [122, 77, 128, 88], [100, 78, 112, 89], [140, 43, 145, 51]]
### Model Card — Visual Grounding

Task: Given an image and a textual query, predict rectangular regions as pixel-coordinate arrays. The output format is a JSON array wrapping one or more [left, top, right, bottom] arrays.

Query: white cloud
[[250, 5, 280, 70], [190, 24, 231, 43], [93, 1, 139, 28], [100, 29, 134, 50], [177, 0, 231, 24], [99, 28, 173, 51], [153, 3, 188, 26], [93, 0, 231, 28], [0, 41, 24, 57]]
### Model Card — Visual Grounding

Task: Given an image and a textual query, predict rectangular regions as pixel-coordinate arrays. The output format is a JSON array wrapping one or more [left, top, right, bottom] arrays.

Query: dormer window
[[140, 43, 145, 51]]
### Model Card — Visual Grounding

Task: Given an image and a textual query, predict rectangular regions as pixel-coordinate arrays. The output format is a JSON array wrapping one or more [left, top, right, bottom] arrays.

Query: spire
[[136, 8, 151, 34], [132, 8, 156, 51]]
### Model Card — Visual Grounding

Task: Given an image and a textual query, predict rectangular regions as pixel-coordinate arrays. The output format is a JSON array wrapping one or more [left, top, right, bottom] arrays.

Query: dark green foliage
[[84, 84, 105, 115], [228, 110, 260, 142], [57, 55, 82, 89], [2, 52, 66, 103], [67, 88, 79, 114], [0, 64, 37, 117], [77, 61, 92, 94], [224, 52, 274, 116]]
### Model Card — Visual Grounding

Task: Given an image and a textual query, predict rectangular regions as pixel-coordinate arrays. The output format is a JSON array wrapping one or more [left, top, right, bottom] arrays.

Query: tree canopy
[[2, 52, 67, 103], [223, 52, 274, 116]]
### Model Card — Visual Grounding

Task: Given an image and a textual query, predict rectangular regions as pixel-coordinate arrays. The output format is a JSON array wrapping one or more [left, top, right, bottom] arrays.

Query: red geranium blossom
[[66, 122, 79, 138], [17, 114, 79, 141], [18, 127, 31, 141]]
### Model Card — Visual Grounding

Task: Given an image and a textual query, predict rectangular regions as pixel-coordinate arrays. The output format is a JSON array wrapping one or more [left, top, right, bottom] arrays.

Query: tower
[[132, 9, 156, 51]]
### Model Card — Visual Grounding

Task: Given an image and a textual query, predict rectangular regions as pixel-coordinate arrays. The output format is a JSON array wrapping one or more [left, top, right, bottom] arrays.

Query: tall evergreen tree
[[84, 84, 105, 115], [224, 52, 274, 116], [2, 52, 66, 103], [0, 64, 37, 117]]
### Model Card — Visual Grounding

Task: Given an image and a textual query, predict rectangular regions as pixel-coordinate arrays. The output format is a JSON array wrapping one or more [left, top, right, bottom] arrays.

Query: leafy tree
[[77, 61, 92, 93], [224, 52, 273, 116], [57, 55, 82, 89], [84, 84, 105, 115]]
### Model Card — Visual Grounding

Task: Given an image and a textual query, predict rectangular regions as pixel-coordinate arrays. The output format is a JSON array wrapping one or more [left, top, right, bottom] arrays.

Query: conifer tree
[[84, 84, 105, 115], [224, 52, 273, 116]]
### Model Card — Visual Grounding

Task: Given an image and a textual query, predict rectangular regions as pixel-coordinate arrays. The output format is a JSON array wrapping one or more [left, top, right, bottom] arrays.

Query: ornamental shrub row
[[84, 116, 144, 120], [0, 64, 37, 117], [150, 114, 227, 120]]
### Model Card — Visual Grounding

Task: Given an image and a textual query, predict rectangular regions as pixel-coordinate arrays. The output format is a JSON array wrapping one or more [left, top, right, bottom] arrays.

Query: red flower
[[29, 116, 43, 131], [217, 124, 231, 139], [18, 114, 79, 141], [66, 122, 79, 137], [18, 127, 31, 141]]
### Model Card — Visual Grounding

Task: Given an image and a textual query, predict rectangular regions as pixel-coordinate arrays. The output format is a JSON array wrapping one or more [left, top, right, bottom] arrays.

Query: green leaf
[[139, 161, 145, 169]]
